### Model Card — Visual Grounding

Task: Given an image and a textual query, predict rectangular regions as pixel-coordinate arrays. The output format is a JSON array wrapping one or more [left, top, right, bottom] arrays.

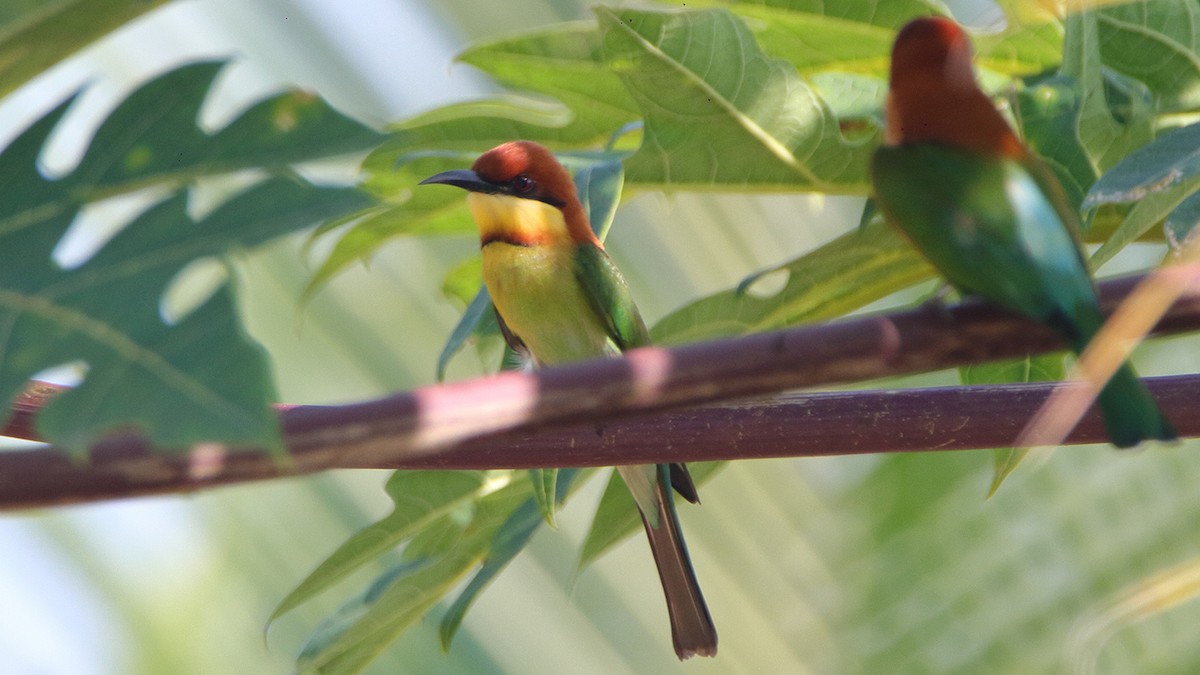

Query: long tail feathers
[[618, 464, 717, 659], [1057, 309, 1175, 449]]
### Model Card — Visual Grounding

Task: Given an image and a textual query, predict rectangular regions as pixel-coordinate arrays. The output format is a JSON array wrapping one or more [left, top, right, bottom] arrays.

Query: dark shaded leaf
[[0, 60, 380, 452], [1083, 123, 1200, 209], [1165, 190, 1200, 249], [75, 61, 384, 195]]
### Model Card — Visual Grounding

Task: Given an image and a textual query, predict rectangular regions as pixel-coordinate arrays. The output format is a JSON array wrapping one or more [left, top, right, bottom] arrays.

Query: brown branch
[[1, 273, 1198, 511]]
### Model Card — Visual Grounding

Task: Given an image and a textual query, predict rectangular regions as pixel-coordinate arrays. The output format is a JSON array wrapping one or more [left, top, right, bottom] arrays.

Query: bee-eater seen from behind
[[871, 17, 1175, 447]]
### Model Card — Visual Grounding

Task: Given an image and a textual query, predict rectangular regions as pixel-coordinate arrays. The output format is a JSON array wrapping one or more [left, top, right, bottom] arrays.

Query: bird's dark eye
[[511, 174, 535, 194]]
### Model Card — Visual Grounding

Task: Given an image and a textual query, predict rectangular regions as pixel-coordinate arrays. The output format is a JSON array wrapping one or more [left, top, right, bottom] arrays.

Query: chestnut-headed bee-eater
[[871, 17, 1175, 447], [421, 141, 717, 658]]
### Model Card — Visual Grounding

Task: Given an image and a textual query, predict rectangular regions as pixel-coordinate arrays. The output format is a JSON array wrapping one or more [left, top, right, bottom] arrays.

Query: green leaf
[[300, 468, 581, 670], [1010, 7, 1157, 261], [598, 7, 875, 193], [1014, 63, 1154, 218], [716, 5, 906, 75], [651, 217, 932, 344], [528, 468, 559, 527], [297, 558, 474, 674], [297, 480, 531, 674], [579, 462, 722, 571], [436, 285, 504, 383], [960, 356, 1067, 388], [388, 96, 577, 149], [378, 23, 639, 155], [678, 4, 1056, 148], [1165, 191, 1200, 249], [718, 1, 1054, 77], [439, 500, 545, 652], [440, 256, 484, 309], [960, 355, 1066, 496], [0, 0, 170, 99], [293, 559, 430, 675], [1017, 74, 1101, 213], [1097, 1, 1200, 112], [1083, 122, 1200, 209], [402, 507, 475, 562], [1059, 10, 1154, 179], [41, 180, 368, 452], [0, 60, 380, 452], [1081, 122, 1200, 263], [302, 152, 478, 301], [456, 23, 641, 146], [76, 61, 385, 195], [808, 72, 887, 141], [270, 471, 490, 624], [440, 469, 580, 650], [579, 470, 637, 570], [565, 153, 625, 241], [996, 0, 1145, 25], [975, 21, 1066, 76], [680, 0, 947, 31], [1090, 178, 1200, 267]]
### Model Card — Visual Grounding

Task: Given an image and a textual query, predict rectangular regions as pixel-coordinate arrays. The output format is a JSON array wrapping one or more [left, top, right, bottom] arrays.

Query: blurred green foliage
[[4, 1, 1200, 674]]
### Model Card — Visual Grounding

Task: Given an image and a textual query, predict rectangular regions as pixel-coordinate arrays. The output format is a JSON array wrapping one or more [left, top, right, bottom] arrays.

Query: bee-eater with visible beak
[[421, 141, 717, 659], [871, 17, 1175, 447]]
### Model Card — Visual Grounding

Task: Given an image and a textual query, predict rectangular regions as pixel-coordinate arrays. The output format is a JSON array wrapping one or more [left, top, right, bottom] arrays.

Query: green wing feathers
[[573, 243, 651, 351]]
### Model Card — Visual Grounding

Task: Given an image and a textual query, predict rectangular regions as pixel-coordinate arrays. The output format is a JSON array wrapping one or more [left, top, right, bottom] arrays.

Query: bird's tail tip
[[1099, 365, 1176, 449], [675, 642, 718, 659]]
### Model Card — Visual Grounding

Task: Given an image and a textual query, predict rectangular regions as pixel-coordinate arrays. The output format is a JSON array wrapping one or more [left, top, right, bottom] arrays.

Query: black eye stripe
[[511, 174, 534, 193], [478, 173, 563, 207]]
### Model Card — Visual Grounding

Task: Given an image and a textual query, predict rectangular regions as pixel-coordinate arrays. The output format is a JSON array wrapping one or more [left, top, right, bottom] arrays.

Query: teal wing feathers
[[1019, 153, 1092, 279]]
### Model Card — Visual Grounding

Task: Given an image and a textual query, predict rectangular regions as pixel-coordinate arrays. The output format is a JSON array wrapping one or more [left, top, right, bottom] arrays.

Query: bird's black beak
[[418, 169, 499, 194]]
